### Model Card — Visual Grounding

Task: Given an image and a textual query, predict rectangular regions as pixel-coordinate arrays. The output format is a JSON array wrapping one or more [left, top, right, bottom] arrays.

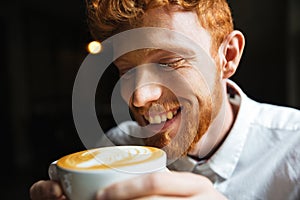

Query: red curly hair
[[86, 0, 233, 55]]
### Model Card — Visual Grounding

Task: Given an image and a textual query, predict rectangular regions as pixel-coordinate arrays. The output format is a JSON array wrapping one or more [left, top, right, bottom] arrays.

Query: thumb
[[30, 180, 66, 200]]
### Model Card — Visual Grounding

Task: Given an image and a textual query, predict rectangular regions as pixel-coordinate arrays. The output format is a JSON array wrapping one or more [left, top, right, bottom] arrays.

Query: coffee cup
[[48, 145, 167, 200]]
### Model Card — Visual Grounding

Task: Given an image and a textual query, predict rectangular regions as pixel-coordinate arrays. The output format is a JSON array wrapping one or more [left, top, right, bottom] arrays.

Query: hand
[[96, 171, 227, 200], [30, 180, 68, 200]]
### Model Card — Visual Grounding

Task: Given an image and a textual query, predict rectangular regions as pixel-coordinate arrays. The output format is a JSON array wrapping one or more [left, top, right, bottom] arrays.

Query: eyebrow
[[112, 34, 201, 58], [114, 47, 197, 65]]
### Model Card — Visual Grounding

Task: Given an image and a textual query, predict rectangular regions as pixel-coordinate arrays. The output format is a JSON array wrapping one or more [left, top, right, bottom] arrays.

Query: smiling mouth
[[144, 107, 182, 125]]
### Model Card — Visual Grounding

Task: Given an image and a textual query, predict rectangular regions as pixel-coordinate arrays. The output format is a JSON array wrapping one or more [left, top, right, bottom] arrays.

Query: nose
[[132, 64, 163, 107], [133, 84, 162, 107]]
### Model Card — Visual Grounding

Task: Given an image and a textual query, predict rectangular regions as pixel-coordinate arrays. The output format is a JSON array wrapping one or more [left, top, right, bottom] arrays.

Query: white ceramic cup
[[49, 145, 167, 200]]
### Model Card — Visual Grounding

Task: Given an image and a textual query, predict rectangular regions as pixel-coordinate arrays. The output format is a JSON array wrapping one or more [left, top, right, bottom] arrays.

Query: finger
[[96, 171, 212, 200], [30, 180, 66, 200], [134, 195, 194, 200], [134, 193, 225, 200]]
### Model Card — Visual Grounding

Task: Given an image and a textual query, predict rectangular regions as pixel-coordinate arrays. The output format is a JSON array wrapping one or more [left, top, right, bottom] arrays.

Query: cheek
[[119, 67, 215, 104], [176, 69, 212, 99], [120, 79, 135, 104]]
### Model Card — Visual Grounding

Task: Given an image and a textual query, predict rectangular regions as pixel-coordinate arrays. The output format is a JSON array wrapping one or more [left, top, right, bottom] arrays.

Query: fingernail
[[96, 189, 105, 200]]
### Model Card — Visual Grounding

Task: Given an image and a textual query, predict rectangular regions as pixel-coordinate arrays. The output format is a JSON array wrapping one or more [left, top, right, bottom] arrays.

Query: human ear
[[219, 30, 245, 79]]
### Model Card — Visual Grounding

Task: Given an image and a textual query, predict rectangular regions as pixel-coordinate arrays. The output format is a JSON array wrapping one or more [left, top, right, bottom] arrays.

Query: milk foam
[[57, 146, 165, 171]]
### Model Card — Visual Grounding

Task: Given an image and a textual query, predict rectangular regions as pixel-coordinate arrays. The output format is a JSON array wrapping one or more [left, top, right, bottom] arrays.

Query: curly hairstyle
[[86, 0, 233, 55]]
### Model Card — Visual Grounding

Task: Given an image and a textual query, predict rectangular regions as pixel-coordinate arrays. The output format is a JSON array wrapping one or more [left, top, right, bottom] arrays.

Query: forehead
[[112, 6, 212, 64]]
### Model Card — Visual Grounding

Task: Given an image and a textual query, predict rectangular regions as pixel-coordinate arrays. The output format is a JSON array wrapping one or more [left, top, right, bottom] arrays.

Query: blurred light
[[87, 41, 102, 54]]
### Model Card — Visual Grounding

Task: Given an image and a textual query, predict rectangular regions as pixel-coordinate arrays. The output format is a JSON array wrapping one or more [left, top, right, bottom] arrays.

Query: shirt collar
[[169, 80, 259, 180], [207, 80, 259, 179]]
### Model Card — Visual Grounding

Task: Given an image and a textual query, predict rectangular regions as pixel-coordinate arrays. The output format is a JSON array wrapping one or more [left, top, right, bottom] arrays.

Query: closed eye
[[159, 58, 185, 71]]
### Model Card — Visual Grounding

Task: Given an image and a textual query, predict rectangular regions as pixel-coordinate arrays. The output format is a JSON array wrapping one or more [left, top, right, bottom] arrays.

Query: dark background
[[1, 0, 299, 199]]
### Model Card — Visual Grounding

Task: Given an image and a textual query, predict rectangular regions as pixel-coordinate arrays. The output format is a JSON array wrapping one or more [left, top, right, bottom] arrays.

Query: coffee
[[49, 146, 167, 200], [57, 146, 165, 172]]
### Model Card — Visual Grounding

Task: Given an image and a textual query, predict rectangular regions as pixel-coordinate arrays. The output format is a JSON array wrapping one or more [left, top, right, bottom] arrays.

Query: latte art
[[57, 146, 166, 172], [49, 146, 167, 200]]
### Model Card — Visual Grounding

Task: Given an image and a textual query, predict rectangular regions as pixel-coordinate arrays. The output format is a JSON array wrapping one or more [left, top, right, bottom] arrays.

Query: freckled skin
[[115, 7, 225, 159]]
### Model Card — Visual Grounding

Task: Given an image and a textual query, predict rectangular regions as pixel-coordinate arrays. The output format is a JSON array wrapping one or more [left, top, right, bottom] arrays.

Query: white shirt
[[105, 80, 300, 200]]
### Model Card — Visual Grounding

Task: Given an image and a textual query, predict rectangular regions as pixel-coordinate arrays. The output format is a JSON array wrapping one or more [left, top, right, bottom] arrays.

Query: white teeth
[[154, 115, 161, 124], [149, 116, 154, 124], [146, 109, 178, 124], [167, 111, 173, 120], [161, 114, 167, 122]]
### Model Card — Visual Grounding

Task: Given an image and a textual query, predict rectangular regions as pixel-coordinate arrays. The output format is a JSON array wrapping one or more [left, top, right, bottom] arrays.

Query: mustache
[[129, 95, 181, 115], [131, 100, 181, 116]]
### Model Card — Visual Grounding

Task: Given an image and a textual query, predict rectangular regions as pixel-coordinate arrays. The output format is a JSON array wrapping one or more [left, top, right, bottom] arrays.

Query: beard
[[142, 97, 212, 163], [128, 66, 223, 163]]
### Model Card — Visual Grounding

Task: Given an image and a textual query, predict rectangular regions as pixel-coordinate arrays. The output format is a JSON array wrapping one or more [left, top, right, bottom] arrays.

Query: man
[[30, 0, 300, 199]]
